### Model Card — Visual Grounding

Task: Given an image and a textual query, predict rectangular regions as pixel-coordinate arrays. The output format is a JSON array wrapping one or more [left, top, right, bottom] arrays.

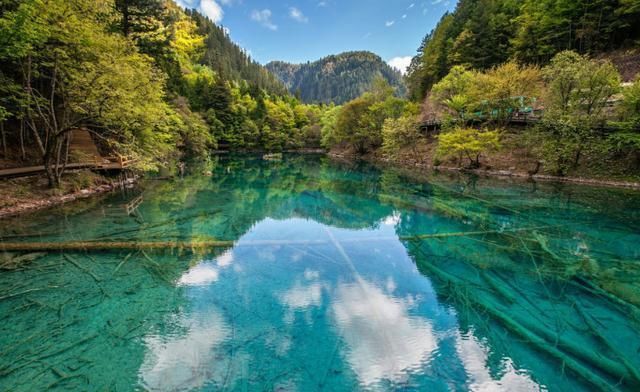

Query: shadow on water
[[0, 154, 639, 391]]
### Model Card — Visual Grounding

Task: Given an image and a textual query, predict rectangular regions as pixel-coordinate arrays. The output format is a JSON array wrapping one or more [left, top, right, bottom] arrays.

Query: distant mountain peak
[[266, 51, 405, 104]]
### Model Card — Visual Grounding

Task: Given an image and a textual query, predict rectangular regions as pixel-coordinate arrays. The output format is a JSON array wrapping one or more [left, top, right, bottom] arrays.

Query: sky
[[174, 0, 456, 74]]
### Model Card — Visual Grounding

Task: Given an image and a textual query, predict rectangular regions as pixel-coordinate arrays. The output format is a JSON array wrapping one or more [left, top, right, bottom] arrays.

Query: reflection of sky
[[280, 269, 323, 311], [455, 330, 541, 391], [177, 251, 235, 287], [139, 311, 230, 391], [140, 214, 537, 390], [332, 279, 437, 387]]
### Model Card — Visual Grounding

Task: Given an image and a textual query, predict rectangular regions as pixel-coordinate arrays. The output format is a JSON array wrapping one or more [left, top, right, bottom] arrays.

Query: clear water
[[1, 155, 639, 391]]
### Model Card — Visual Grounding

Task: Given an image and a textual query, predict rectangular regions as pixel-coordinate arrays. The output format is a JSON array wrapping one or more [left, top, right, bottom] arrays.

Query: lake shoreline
[[0, 175, 139, 220], [330, 152, 640, 190], [2, 148, 639, 220]]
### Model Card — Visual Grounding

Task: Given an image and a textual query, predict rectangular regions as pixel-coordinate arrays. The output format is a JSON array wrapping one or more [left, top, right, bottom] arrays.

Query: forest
[[0, 0, 330, 187], [1, 0, 639, 191], [266, 51, 405, 104], [405, 0, 640, 99], [320, 0, 640, 180]]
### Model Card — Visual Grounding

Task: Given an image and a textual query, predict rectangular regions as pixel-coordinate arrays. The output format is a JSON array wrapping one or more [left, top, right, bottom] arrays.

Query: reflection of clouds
[[217, 250, 234, 267], [140, 312, 230, 391], [385, 277, 396, 293], [280, 282, 323, 310], [177, 250, 234, 287], [178, 263, 219, 286], [383, 212, 401, 226], [455, 331, 540, 391], [280, 270, 323, 310], [280, 270, 324, 326], [332, 279, 437, 387], [304, 269, 320, 280]]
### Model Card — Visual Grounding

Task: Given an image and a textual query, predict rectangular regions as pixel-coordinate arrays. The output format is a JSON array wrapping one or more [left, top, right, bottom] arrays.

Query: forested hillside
[[0, 0, 326, 186], [186, 9, 287, 95], [406, 0, 640, 100], [266, 51, 406, 104]]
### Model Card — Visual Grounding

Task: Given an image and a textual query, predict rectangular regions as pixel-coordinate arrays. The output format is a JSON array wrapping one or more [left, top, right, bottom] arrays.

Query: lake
[[1, 155, 639, 391]]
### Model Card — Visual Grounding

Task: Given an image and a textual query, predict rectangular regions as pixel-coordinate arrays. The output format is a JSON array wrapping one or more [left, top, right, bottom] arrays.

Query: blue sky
[[174, 0, 456, 73]]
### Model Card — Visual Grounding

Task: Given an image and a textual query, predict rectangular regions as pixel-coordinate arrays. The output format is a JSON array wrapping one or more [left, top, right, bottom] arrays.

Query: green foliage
[[430, 61, 542, 123], [266, 51, 406, 104], [329, 79, 410, 154], [530, 52, 622, 175], [406, 0, 640, 100], [381, 111, 421, 157], [0, 0, 333, 188], [188, 8, 287, 96], [473, 62, 543, 123], [436, 127, 501, 168], [535, 119, 596, 176], [619, 77, 640, 127], [543, 51, 621, 125], [320, 105, 342, 148]]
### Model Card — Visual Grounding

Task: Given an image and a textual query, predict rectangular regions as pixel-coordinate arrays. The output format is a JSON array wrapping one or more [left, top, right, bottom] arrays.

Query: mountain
[[266, 51, 406, 104], [186, 9, 287, 96]]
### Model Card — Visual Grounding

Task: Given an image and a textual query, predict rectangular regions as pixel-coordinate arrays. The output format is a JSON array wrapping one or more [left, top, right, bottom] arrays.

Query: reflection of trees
[[396, 207, 640, 390]]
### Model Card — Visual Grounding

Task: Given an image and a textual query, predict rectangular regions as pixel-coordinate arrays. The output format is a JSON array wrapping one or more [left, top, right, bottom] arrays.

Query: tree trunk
[[43, 150, 57, 188], [19, 119, 26, 161], [122, 2, 130, 37], [573, 146, 583, 169], [0, 121, 6, 158]]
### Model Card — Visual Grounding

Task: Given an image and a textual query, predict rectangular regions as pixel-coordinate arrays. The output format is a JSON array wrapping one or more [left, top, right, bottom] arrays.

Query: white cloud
[[174, 0, 198, 8], [289, 7, 309, 23], [200, 0, 223, 23], [388, 56, 413, 74], [385, 20, 395, 27], [251, 9, 277, 30], [318, 1, 328, 6], [408, 3, 415, 8], [402, 14, 407, 19]]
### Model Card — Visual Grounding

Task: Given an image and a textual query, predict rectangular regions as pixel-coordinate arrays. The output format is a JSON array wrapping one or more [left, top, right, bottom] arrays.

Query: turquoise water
[[1, 155, 639, 391]]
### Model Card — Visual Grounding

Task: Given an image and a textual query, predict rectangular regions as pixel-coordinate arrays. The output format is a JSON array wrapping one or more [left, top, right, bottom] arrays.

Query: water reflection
[[332, 279, 437, 387], [1, 155, 639, 391], [140, 311, 231, 391], [177, 262, 219, 286], [280, 272, 323, 311], [455, 330, 541, 391]]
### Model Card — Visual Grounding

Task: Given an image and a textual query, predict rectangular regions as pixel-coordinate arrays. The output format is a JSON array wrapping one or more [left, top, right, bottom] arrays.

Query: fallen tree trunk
[[0, 226, 559, 252], [0, 240, 236, 252]]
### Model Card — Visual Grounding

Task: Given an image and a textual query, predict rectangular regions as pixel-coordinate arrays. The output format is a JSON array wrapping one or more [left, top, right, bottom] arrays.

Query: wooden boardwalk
[[0, 129, 136, 179]]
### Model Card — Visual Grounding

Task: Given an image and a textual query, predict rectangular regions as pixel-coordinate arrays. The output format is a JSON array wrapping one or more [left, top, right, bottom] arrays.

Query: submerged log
[[0, 240, 236, 252], [0, 226, 558, 253]]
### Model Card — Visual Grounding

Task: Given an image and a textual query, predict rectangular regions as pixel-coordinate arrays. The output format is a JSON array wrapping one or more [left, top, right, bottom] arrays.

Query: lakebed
[[0, 155, 639, 391]]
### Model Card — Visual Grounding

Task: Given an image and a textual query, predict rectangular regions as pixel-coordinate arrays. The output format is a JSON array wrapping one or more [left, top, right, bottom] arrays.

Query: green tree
[[436, 127, 501, 168], [539, 51, 621, 172], [114, 0, 165, 38], [471, 61, 542, 124], [320, 105, 341, 148], [381, 112, 421, 157], [430, 65, 475, 119]]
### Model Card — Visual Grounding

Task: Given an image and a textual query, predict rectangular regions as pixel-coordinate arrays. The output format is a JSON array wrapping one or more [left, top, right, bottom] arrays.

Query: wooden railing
[[94, 154, 137, 169]]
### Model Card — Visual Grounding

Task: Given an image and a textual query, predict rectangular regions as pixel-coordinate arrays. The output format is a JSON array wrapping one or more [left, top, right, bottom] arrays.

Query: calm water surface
[[1, 155, 639, 391]]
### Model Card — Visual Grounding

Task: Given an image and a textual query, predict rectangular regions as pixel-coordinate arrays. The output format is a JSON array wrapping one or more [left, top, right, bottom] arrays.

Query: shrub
[[436, 127, 501, 168]]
